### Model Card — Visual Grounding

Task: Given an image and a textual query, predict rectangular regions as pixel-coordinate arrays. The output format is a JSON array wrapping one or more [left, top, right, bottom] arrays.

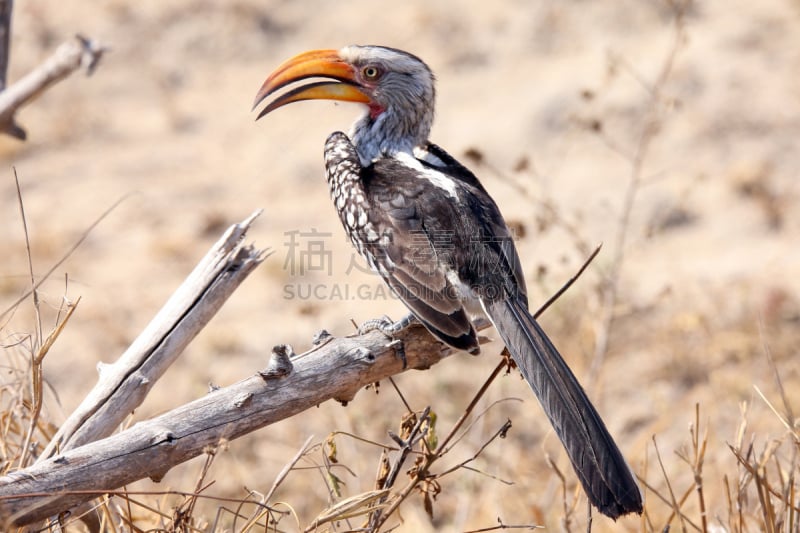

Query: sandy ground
[[1, 0, 799, 531]]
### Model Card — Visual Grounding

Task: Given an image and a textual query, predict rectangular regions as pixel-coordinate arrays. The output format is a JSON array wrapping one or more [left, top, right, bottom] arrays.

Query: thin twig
[[0, 34, 107, 140], [367, 407, 431, 529], [652, 435, 687, 532], [264, 436, 315, 504], [534, 243, 601, 320], [14, 167, 42, 347], [0, 0, 12, 91], [435, 361, 507, 457], [1, 193, 133, 323], [388, 376, 413, 413], [17, 297, 79, 469], [435, 419, 512, 477], [728, 445, 800, 514], [464, 517, 542, 532], [757, 318, 796, 437], [14, 169, 82, 469], [438, 398, 521, 455], [590, 1, 688, 379]]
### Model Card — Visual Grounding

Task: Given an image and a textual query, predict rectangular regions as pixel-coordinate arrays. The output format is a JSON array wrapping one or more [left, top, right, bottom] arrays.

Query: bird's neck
[[349, 107, 433, 167]]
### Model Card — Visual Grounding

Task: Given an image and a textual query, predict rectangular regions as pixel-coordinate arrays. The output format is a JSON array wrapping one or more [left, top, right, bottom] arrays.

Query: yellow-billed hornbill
[[253, 45, 643, 519]]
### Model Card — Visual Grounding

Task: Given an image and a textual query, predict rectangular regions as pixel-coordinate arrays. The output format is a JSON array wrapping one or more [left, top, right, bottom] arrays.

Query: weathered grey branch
[[0, 34, 107, 140], [40, 210, 266, 461], [0, 0, 13, 91], [0, 319, 463, 527]]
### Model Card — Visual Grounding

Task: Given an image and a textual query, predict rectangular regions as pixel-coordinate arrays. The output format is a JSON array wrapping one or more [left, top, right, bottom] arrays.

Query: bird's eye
[[362, 65, 382, 80]]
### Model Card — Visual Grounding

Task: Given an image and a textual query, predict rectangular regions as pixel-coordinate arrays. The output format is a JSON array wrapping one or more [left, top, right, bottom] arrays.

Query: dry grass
[[1, 274, 798, 532]]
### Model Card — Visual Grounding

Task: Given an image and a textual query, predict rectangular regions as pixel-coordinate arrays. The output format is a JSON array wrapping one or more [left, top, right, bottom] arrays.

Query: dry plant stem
[[177, 451, 217, 527], [756, 321, 796, 434], [585, 500, 591, 533], [0, 34, 106, 140], [15, 169, 82, 470], [384, 407, 431, 491], [14, 168, 41, 469], [649, 433, 703, 532], [728, 446, 800, 514], [308, 489, 391, 532], [365, 360, 505, 531], [50, 489, 279, 529], [546, 456, 571, 530], [691, 405, 708, 532], [436, 419, 512, 478], [673, 404, 709, 533], [365, 408, 432, 531], [464, 520, 544, 532], [651, 435, 685, 532], [590, 2, 686, 377], [39, 211, 266, 461], [233, 490, 274, 532], [1, 194, 131, 324], [264, 435, 314, 504], [17, 299, 79, 469], [14, 168, 42, 351], [538, 243, 601, 319]]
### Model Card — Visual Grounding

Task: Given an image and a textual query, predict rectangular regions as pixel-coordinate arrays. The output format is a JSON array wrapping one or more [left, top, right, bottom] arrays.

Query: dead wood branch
[[0, 317, 459, 526], [0, 0, 12, 92], [40, 210, 266, 461], [0, 33, 106, 140]]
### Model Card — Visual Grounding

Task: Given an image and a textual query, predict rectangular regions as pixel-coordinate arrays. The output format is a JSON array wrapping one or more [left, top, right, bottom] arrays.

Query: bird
[[253, 45, 643, 519]]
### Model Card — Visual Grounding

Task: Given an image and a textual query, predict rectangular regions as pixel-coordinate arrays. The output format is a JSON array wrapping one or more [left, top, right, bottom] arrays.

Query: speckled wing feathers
[[324, 131, 478, 352]]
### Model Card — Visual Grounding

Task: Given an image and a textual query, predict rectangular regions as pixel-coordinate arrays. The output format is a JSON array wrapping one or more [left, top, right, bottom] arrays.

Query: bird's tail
[[484, 297, 643, 519]]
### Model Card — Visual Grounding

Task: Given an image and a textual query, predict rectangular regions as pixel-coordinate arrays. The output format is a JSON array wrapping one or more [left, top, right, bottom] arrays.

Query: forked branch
[[0, 33, 107, 140]]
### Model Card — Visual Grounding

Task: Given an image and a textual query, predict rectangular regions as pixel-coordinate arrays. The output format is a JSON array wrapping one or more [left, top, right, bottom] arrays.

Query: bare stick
[[0, 34, 107, 140], [435, 419, 512, 478], [0, 0, 12, 91], [39, 210, 267, 460], [535, 243, 601, 320], [590, 1, 687, 376], [13, 167, 42, 346]]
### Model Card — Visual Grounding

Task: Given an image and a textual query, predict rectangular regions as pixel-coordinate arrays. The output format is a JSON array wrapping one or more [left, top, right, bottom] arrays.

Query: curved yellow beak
[[252, 49, 371, 120]]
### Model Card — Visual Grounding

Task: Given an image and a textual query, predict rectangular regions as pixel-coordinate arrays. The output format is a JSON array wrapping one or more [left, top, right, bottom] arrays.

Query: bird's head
[[253, 45, 436, 165]]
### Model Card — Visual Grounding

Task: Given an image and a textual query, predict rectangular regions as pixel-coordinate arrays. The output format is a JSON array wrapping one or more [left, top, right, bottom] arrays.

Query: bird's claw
[[358, 313, 416, 335], [358, 314, 415, 369]]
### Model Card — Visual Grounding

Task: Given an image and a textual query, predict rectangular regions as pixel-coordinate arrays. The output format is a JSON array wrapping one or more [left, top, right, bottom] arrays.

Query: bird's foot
[[358, 314, 416, 369], [358, 313, 417, 336]]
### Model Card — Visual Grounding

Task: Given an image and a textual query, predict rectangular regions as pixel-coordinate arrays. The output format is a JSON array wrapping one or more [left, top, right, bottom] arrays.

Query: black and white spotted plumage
[[325, 131, 505, 352], [255, 44, 643, 519]]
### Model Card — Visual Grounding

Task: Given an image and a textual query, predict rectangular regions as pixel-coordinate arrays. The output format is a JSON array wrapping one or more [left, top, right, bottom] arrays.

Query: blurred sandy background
[[1, 0, 798, 531]]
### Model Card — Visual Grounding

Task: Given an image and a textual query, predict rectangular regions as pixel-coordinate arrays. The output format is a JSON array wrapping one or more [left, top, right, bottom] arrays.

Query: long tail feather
[[484, 297, 643, 519]]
